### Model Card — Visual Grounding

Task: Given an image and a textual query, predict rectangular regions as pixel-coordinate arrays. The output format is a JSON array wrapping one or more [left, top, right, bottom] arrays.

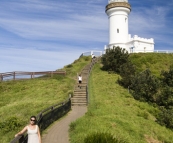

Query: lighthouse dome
[[108, 0, 128, 4]]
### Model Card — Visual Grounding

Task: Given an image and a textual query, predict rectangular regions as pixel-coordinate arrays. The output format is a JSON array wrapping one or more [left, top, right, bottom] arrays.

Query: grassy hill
[[129, 53, 173, 77], [69, 53, 173, 143], [1, 53, 173, 143], [0, 56, 91, 143]]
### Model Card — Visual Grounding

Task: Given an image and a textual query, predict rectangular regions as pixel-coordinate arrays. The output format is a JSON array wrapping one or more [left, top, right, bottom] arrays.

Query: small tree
[[130, 69, 160, 102], [156, 107, 173, 130], [101, 46, 129, 73], [156, 86, 173, 109], [118, 61, 136, 88], [161, 66, 173, 87]]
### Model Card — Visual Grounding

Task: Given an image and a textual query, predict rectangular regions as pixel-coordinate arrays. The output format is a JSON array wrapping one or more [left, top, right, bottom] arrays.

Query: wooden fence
[[10, 98, 71, 143], [0, 70, 66, 81]]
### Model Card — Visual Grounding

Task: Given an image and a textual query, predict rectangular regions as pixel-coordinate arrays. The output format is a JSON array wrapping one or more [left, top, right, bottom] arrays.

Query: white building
[[105, 0, 154, 53]]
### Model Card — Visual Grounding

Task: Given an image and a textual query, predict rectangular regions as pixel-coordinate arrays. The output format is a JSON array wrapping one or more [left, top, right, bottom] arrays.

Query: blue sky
[[0, 0, 173, 73]]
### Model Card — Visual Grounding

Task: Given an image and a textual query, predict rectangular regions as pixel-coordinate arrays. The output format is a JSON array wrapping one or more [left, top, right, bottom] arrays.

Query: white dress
[[27, 125, 39, 143]]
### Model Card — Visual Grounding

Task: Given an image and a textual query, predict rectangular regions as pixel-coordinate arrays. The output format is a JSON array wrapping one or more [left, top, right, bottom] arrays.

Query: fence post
[[32, 72, 35, 78], [19, 135, 24, 143], [0, 74, 3, 81], [13, 72, 15, 80], [51, 71, 53, 77], [69, 94, 71, 98]]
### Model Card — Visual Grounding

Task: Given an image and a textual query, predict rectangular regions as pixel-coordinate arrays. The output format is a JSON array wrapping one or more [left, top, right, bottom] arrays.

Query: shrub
[[161, 66, 173, 87], [84, 132, 127, 143], [66, 64, 73, 68], [118, 61, 136, 88], [83, 56, 90, 61], [156, 86, 173, 109], [156, 107, 173, 130], [101, 46, 129, 73], [130, 69, 160, 102]]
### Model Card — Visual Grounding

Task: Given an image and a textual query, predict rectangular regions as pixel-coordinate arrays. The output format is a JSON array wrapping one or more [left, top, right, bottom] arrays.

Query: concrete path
[[42, 106, 87, 143]]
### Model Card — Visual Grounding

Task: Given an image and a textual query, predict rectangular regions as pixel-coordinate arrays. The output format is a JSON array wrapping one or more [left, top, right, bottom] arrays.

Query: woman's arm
[[15, 126, 27, 137], [37, 126, 42, 143]]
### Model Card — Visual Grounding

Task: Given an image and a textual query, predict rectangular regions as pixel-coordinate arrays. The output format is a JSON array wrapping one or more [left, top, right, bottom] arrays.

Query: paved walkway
[[42, 106, 87, 143]]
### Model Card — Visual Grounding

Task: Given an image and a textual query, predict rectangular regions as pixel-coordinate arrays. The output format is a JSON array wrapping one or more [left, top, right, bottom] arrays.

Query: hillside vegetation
[[69, 53, 173, 143], [129, 53, 173, 77], [0, 56, 91, 143], [1, 52, 173, 143]]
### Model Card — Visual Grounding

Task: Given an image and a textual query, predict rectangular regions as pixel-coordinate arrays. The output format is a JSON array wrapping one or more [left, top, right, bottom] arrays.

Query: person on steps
[[91, 54, 96, 62], [15, 115, 42, 143], [77, 73, 82, 88]]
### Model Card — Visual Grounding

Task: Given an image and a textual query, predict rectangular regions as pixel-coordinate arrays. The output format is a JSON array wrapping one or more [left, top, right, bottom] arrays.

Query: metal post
[[0, 74, 3, 81], [19, 135, 24, 143], [13, 72, 15, 80]]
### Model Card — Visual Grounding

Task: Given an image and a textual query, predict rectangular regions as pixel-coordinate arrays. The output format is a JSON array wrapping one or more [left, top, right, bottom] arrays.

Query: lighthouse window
[[125, 18, 127, 22], [117, 29, 119, 33]]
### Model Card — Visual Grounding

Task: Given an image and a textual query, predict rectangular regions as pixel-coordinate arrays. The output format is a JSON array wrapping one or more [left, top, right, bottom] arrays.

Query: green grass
[[69, 59, 173, 143], [129, 53, 173, 77], [0, 56, 91, 143], [2, 53, 173, 143]]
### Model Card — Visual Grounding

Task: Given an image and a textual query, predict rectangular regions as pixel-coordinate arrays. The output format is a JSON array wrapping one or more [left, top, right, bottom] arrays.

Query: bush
[[156, 107, 173, 130], [101, 46, 129, 73], [118, 61, 136, 88], [156, 86, 173, 109], [84, 132, 127, 143], [65, 64, 73, 68], [161, 66, 173, 87], [130, 69, 160, 102]]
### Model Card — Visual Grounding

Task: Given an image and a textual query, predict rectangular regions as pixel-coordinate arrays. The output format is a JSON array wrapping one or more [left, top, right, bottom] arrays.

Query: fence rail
[[80, 50, 173, 57], [10, 98, 71, 143], [0, 70, 66, 81]]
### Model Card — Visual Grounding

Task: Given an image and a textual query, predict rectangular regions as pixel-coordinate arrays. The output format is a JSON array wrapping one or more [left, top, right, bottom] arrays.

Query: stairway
[[71, 61, 95, 106]]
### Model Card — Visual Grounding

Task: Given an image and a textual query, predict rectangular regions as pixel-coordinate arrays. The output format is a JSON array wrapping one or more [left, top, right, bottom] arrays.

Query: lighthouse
[[105, 0, 154, 53]]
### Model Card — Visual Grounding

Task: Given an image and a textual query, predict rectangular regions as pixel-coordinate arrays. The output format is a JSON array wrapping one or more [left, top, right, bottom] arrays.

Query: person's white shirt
[[78, 76, 82, 81]]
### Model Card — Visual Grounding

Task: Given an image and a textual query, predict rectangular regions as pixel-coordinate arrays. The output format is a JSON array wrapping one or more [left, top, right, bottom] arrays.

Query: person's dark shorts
[[79, 80, 82, 84]]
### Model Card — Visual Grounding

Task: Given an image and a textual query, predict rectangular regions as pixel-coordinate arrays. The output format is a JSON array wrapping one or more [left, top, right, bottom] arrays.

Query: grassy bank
[[0, 56, 91, 143], [69, 59, 173, 143], [129, 53, 173, 77]]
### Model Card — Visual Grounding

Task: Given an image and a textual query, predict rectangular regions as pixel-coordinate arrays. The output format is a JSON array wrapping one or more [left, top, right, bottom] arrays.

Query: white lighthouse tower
[[105, 0, 154, 53]]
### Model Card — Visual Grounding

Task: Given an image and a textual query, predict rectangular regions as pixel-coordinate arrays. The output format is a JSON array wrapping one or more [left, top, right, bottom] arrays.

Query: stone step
[[71, 58, 98, 106], [76, 82, 87, 84], [75, 84, 87, 86], [74, 90, 86, 93], [73, 93, 87, 96], [72, 95, 87, 99], [71, 103, 87, 106], [74, 86, 86, 89], [74, 90, 86, 92], [71, 98, 87, 102]]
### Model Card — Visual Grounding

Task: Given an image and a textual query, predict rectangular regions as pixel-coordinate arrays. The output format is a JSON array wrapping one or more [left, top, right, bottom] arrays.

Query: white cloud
[[0, 47, 84, 73], [0, 0, 173, 73]]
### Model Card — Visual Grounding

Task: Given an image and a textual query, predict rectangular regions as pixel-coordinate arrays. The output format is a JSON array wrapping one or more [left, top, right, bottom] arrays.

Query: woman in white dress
[[15, 116, 41, 143]]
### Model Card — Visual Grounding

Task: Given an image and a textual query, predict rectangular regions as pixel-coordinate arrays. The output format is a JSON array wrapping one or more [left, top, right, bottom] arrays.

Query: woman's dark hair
[[30, 115, 37, 125]]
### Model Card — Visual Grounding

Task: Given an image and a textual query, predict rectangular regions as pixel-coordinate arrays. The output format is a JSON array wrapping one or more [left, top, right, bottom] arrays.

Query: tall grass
[[0, 56, 91, 143], [69, 59, 173, 143]]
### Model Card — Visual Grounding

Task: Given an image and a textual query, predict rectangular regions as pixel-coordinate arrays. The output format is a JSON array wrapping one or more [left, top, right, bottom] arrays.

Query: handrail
[[0, 70, 66, 81], [86, 57, 100, 104], [10, 98, 71, 143]]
